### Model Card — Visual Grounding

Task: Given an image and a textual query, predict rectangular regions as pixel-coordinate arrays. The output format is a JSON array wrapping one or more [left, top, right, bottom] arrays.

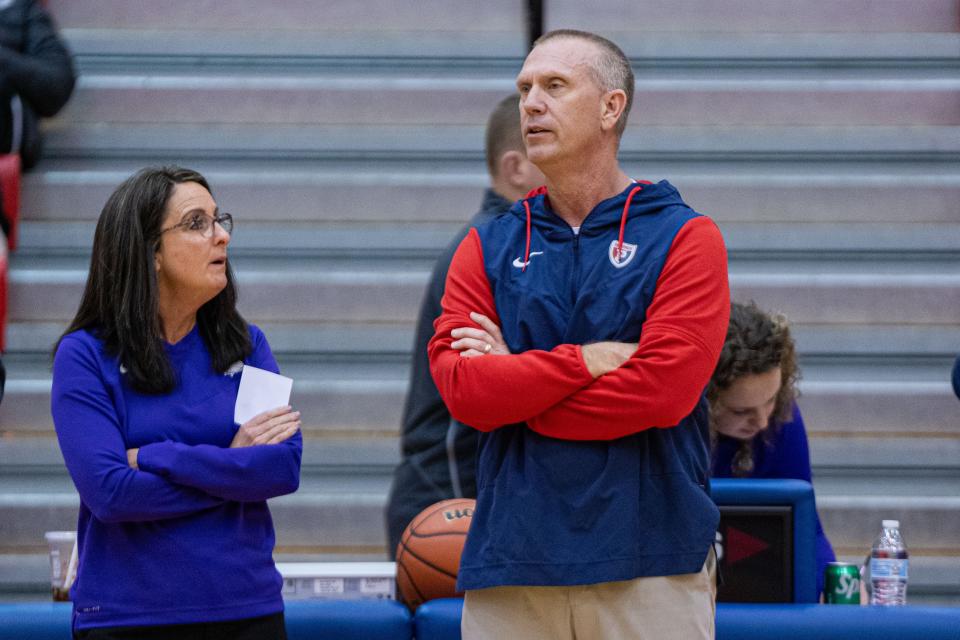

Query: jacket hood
[[508, 180, 685, 271], [512, 180, 685, 235]]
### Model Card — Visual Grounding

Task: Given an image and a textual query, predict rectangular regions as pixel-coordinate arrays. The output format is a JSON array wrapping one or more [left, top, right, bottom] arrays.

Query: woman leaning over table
[[708, 301, 836, 599], [51, 166, 301, 639]]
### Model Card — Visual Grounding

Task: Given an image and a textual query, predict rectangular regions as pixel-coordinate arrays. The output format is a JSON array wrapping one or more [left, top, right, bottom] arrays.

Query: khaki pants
[[461, 549, 716, 640]]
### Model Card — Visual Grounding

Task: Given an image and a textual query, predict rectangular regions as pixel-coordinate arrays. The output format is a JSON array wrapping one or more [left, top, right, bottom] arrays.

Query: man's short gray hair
[[533, 29, 634, 138]]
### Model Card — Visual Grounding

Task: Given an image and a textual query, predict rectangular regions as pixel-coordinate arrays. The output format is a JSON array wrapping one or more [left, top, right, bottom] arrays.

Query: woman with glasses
[[708, 301, 836, 598], [51, 166, 301, 639]]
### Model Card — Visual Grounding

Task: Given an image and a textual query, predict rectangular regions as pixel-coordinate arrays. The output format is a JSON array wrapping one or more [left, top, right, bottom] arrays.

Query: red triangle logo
[[727, 526, 771, 565]]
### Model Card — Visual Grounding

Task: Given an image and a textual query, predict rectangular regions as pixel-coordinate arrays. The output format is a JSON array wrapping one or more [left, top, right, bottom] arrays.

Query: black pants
[[74, 611, 286, 640]]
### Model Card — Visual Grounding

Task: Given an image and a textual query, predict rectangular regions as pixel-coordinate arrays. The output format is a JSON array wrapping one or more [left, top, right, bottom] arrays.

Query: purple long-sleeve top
[[52, 324, 301, 630]]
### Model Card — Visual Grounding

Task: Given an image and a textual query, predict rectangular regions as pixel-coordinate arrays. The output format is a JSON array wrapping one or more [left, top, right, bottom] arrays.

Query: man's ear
[[498, 150, 525, 188], [600, 89, 628, 132]]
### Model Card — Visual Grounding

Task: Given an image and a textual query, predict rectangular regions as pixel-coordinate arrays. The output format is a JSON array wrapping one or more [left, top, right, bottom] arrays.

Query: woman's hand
[[451, 312, 510, 358], [126, 448, 139, 469], [230, 406, 301, 448]]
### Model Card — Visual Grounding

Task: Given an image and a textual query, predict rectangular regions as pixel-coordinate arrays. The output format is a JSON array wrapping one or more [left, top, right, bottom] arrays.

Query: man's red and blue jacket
[[429, 180, 730, 590]]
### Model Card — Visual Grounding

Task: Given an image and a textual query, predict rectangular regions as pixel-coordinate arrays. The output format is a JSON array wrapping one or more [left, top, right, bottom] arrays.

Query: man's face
[[516, 38, 606, 168]]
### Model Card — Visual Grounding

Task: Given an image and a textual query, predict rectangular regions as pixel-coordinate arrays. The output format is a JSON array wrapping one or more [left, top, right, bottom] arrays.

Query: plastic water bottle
[[869, 519, 908, 605]]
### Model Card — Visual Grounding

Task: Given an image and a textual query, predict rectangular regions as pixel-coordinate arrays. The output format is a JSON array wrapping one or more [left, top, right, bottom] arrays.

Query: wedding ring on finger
[[484, 343, 492, 353]]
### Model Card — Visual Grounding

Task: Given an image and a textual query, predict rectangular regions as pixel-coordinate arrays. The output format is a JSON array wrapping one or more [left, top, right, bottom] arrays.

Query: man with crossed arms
[[429, 29, 729, 639]]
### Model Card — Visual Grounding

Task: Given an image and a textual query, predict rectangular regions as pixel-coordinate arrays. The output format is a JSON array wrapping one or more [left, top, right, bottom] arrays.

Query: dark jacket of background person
[[953, 355, 959, 400], [384, 189, 512, 558], [0, 0, 75, 169]]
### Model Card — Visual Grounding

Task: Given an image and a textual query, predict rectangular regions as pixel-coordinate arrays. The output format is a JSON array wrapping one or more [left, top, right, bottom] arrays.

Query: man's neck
[[542, 156, 632, 228], [490, 179, 530, 204]]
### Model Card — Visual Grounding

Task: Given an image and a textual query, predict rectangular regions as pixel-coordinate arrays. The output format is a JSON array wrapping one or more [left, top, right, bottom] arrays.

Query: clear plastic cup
[[44, 531, 77, 601]]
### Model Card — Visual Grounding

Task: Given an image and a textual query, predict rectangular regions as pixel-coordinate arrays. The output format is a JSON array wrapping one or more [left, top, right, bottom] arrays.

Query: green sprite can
[[824, 562, 861, 604]]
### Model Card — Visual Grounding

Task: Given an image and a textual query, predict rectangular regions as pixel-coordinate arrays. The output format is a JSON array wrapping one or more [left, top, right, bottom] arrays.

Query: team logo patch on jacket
[[608, 240, 638, 268]]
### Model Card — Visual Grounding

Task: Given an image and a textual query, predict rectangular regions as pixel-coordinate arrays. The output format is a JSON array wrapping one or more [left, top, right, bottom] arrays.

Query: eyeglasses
[[159, 212, 234, 238]]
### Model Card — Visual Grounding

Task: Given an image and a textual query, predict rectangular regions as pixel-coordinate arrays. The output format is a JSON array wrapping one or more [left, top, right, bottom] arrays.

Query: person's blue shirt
[[52, 324, 301, 630]]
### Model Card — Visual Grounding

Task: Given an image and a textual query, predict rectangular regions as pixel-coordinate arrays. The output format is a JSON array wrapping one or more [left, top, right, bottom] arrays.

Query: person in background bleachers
[[952, 354, 959, 400], [52, 167, 300, 639], [0, 0, 75, 235], [384, 94, 545, 558], [708, 300, 836, 597], [0, 0, 75, 166]]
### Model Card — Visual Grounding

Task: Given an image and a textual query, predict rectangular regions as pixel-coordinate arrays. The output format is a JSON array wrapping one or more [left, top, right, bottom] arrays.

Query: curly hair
[[707, 301, 800, 476]]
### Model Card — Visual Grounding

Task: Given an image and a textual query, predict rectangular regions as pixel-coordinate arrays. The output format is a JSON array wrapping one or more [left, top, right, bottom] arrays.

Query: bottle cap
[[882, 519, 900, 529]]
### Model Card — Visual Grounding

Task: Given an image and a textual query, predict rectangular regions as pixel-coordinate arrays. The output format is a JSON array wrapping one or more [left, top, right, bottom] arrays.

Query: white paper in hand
[[234, 365, 294, 425]]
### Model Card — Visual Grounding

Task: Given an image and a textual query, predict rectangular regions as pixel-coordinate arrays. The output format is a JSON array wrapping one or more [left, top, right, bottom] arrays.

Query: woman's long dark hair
[[56, 166, 251, 394], [707, 301, 800, 476]]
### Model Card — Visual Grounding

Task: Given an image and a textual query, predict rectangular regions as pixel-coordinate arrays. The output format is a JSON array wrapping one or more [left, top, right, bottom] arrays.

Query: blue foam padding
[[283, 600, 412, 639], [414, 598, 464, 639], [716, 604, 960, 640], [6, 599, 959, 640], [0, 600, 414, 640], [0, 602, 71, 640]]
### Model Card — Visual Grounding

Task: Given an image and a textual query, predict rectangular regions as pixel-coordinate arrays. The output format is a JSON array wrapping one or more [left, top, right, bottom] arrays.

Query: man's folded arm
[[428, 228, 594, 431], [527, 216, 730, 440]]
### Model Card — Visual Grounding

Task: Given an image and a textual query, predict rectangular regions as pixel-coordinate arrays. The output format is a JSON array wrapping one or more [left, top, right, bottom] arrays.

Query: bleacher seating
[[0, 0, 957, 605]]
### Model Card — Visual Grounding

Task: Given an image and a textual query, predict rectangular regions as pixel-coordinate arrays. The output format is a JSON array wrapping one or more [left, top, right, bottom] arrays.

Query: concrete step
[[61, 34, 960, 84], [546, 0, 960, 33], [0, 469, 957, 602], [21, 159, 960, 226], [49, 0, 526, 34], [60, 72, 960, 127], [821, 495, 960, 555], [16, 219, 960, 261], [42, 122, 960, 162], [24, 159, 960, 223], [5, 321, 416, 357], [8, 256, 960, 324], [1, 469, 958, 552], [64, 30, 960, 67], [0, 434, 399, 474], [51, 2, 960, 64], [8, 320, 960, 360], [2, 356, 957, 437], [49, 0, 527, 62]]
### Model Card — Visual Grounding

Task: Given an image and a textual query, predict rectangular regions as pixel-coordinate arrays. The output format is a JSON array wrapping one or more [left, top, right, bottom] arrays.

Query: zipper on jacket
[[570, 228, 581, 306]]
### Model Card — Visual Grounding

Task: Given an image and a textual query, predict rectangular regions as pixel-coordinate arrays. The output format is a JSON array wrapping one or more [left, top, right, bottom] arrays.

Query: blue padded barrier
[[717, 604, 960, 640], [284, 600, 412, 639], [711, 478, 817, 603], [414, 598, 960, 640], [414, 599, 463, 640], [6, 599, 959, 640], [0, 603, 71, 640], [0, 600, 414, 640]]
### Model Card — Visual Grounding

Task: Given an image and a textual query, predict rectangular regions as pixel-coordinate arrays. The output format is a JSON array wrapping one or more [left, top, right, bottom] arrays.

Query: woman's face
[[154, 181, 230, 309], [713, 368, 782, 441]]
